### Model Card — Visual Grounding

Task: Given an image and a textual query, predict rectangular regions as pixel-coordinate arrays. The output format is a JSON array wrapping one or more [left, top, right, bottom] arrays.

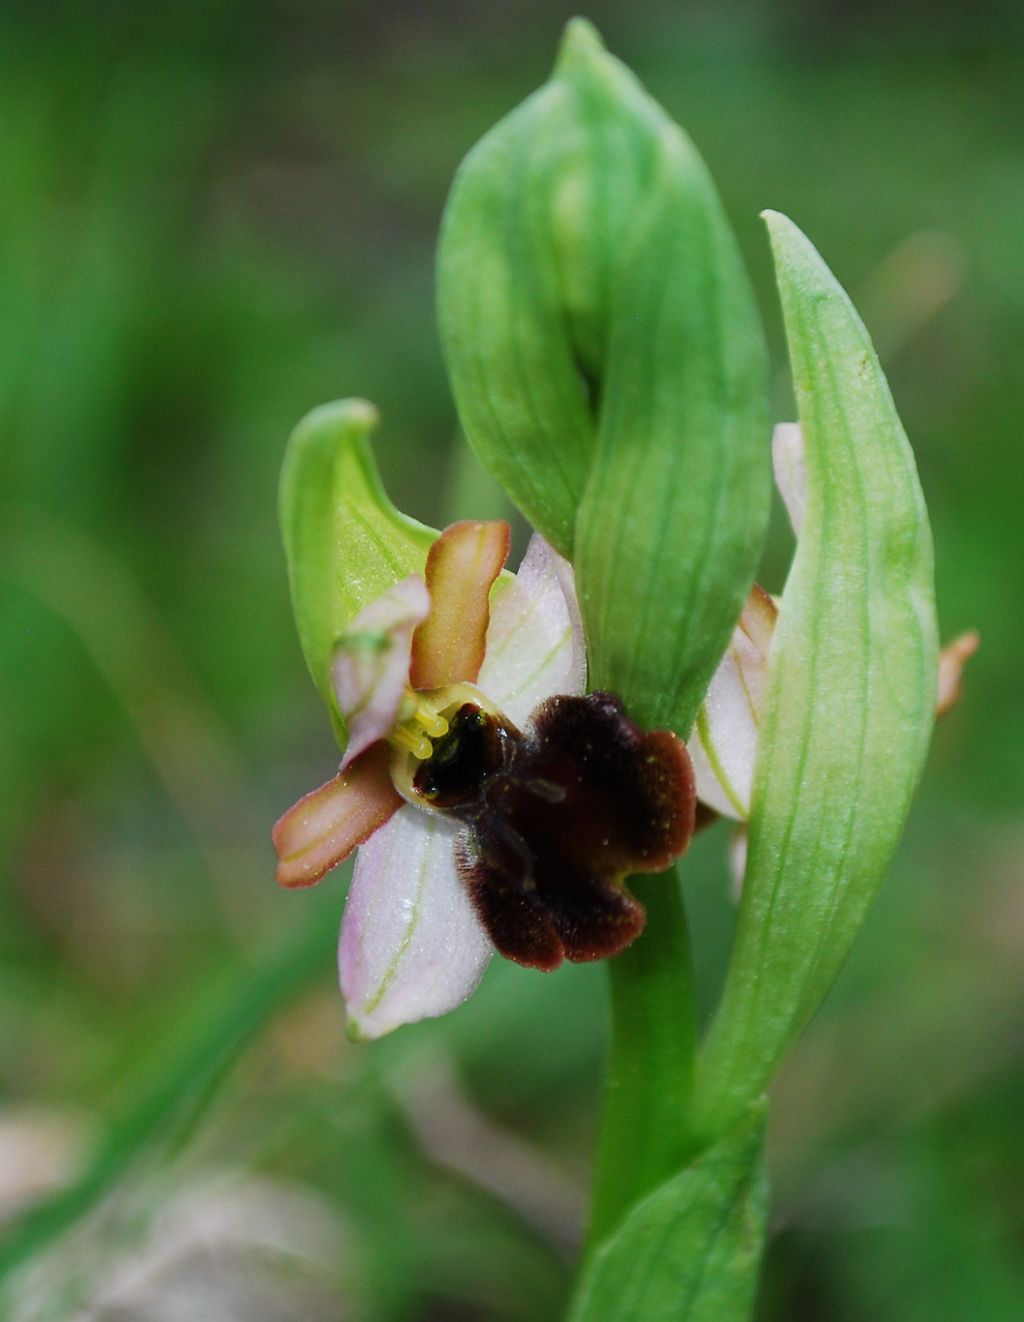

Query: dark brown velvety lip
[[414, 692, 696, 971]]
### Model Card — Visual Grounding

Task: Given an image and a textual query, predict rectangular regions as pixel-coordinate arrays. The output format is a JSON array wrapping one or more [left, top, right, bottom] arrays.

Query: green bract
[[570, 1106, 767, 1322], [279, 399, 436, 749], [693, 213, 939, 1138], [438, 18, 769, 737]]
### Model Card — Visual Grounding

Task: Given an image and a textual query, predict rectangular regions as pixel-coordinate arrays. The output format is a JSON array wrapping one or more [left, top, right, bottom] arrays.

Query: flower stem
[[583, 865, 700, 1252]]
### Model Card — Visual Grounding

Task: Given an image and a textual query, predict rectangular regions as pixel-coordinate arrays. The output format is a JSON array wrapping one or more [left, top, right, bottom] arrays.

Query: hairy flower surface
[[274, 520, 694, 1038]]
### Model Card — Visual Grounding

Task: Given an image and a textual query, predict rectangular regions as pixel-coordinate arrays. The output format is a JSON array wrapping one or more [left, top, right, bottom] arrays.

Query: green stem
[[583, 865, 699, 1253]]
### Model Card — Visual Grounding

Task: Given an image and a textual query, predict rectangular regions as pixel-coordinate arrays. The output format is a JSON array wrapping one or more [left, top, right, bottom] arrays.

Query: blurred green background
[[1, 1, 1021, 1318]]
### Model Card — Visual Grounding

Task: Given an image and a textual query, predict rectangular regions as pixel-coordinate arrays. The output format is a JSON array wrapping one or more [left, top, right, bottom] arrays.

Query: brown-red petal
[[409, 520, 511, 690], [273, 743, 402, 889]]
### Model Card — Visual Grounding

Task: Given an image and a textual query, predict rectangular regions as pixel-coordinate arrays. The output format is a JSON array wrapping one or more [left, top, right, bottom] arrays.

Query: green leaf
[[279, 399, 437, 748], [573, 105, 769, 736], [438, 19, 769, 736], [438, 21, 602, 556], [693, 213, 938, 1138], [570, 1105, 767, 1322]]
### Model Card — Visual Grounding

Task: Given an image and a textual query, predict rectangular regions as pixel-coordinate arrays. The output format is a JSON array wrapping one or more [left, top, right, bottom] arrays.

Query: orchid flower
[[264, 21, 966, 1309], [691, 422, 978, 827], [274, 518, 695, 1039]]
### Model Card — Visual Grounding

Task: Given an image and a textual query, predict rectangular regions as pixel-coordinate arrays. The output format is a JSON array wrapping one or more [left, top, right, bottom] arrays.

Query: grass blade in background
[[0, 892, 338, 1287]]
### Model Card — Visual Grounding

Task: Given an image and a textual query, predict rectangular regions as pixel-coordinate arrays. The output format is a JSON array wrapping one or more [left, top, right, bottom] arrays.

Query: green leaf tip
[[555, 17, 606, 73], [300, 396, 379, 432], [762, 207, 847, 301], [280, 398, 437, 750], [694, 213, 938, 1139]]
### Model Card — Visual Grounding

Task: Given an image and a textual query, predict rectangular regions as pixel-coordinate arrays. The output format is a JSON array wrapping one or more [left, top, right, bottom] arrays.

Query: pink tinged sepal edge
[[333, 576, 431, 771], [273, 744, 401, 889], [339, 805, 492, 1040], [477, 533, 587, 726], [690, 585, 778, 821]]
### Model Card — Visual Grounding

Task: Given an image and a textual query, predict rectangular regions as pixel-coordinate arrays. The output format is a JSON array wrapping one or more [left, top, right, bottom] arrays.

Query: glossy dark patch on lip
[[416, 693, 696, 971], [412, 703, 520, 808]]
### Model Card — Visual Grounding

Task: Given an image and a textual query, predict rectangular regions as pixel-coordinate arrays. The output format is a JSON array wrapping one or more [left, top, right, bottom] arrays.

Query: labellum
[[409, 690, 696, 971]]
